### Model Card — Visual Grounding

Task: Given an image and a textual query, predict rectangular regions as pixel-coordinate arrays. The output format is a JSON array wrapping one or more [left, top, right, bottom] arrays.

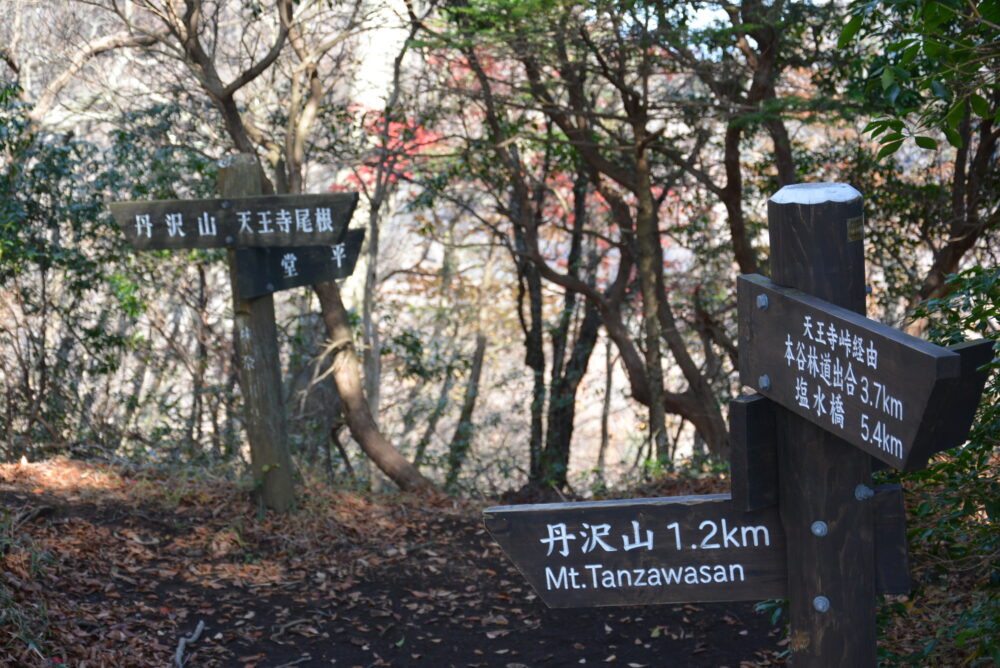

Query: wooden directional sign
[[235, 228, 365, 299], [738, 273, 990, 471], [486, 495, 787, 608], [110, 192, 358, 250], [485, 491, 910, 609]]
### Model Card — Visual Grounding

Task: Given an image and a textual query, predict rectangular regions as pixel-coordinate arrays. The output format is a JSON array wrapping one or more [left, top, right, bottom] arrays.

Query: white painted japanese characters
[[484, 495, 788, 607], [110, 192, 358, 250], [784, 312, 904, 458], [738, 273, 962, 470]]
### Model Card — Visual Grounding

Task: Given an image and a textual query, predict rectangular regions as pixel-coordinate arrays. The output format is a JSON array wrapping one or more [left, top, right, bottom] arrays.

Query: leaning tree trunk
[[313, 280, 432, 492]]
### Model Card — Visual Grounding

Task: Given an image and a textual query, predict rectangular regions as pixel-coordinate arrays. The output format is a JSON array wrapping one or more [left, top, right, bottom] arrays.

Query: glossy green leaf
[[838, 13, 864, 49], [944, 127, 964, 148], [877, 139, 904, 158], [946, 99, 965, 129], [881, 67, 895, 90], [924, 39, 946, 59], [900, 43, 920, 66], [915, 136, 939, 150], [970, 94, 990, 118]]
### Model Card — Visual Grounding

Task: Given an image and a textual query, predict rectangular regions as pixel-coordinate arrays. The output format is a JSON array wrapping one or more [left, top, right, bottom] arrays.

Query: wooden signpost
[[109, 154, 362, 511], [485, 183, 991, 665]]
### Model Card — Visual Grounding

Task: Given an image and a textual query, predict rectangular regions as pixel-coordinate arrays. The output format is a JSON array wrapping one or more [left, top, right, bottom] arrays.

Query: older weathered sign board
[[109, 157, 363, 512], [235, 228, 366, 299], [109, 192, 358, 250]]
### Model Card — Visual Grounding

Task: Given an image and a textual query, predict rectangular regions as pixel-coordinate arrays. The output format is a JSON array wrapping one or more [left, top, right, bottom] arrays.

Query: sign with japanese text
[[737, 274, 966, 471], [110, 192, 359, 250], [485, 490, 911, 609], [485, 495, 788, 608], [235, 228, 366, 299]]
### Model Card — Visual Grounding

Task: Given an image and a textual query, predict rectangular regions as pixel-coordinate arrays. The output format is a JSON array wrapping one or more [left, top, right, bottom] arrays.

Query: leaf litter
[[1, 457, 787, 666]]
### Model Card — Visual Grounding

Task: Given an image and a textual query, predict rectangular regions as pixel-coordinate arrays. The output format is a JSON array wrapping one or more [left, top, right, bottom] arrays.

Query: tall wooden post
[[220, 154, 295, 512], [768, 183, 875, 664]]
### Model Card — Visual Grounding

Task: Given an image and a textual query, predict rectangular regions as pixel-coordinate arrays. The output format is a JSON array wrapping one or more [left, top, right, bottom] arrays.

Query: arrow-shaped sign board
[[235, 228, 366, 299], [485, 495, 788, 608], [485, 490, 910, 609], [737, 274, 992, 471], [110, 192, 358, 250]]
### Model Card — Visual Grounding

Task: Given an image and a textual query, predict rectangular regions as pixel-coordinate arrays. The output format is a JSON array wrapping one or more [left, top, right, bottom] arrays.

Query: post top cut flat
[[770, 183, 862, 205]]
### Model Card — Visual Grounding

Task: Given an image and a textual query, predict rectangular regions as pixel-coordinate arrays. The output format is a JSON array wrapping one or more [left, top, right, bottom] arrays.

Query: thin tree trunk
[[444, 332, 488, 489], [188, 262, 209, 453], [634, 151, 669, 464], [542, 304, 601, 488], [539, 163, 598, 488], [413, 367, 454, 469], [597, 336, 613, 481], [513, 220, 546, 484], [313, 280, 432, 492], [444, 249, 495, 487]]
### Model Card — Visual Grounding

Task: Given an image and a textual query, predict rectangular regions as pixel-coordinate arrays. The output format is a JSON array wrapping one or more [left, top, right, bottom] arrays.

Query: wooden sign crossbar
[[109, 192, 358, 250]]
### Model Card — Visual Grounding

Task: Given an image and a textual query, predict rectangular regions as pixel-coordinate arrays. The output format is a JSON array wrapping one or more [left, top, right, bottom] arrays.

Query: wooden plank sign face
[[235, 228, 365, 298], [738, 274, 962, 470], [109, 192, 359, 250], [484, 495, 788, 608]]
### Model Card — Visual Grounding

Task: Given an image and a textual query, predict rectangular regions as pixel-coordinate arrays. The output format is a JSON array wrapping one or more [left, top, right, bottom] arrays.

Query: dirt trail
[[0, 458, 786, 666]]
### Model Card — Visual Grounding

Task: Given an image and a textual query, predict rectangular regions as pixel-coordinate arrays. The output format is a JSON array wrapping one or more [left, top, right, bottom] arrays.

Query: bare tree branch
[[28, 30, 163, 122]]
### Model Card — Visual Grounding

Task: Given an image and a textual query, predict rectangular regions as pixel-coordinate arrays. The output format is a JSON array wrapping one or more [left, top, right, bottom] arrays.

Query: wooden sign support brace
[[220, 155, 295, 512], [767, 184, 875, 664]]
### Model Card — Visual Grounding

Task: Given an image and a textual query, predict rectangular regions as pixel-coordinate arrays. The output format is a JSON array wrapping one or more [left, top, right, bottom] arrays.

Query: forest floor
[[1, 457, 791, 667]]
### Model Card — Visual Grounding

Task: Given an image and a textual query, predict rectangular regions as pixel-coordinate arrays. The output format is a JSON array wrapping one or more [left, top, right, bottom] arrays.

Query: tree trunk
[[541, 304, 601, 489], [444, 331, 488, 489], [539, 164, 601, 487], [597, 336, 613, 481], [514, 221, 547, 484], [313, 280, 432, 492], [634, 150, 669, 464], [413, 367, 454, 469]]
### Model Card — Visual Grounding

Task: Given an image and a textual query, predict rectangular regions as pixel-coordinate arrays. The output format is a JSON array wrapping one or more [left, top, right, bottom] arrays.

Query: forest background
[[1, 0, 997, 664]]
